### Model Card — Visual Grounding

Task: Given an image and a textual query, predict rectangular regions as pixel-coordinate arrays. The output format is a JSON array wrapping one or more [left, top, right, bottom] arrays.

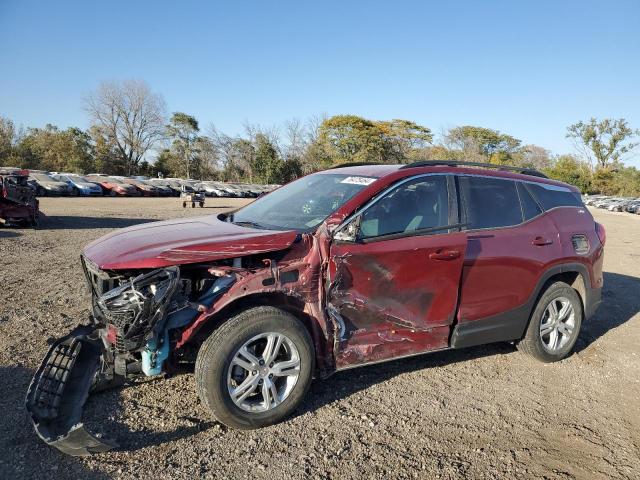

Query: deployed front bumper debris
[[25, 325, 116, 456]]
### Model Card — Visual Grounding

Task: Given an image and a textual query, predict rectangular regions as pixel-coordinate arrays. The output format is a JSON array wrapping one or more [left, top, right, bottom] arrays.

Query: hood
[[83, 215, 298, 270]]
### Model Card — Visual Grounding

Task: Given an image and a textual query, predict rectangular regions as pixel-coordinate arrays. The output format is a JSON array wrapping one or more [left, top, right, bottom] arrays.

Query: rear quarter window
[[525, 182, 583, 210]]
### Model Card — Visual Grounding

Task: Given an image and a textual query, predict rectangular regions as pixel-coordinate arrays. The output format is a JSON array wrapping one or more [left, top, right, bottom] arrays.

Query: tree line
[[1, 79, 639, 195]]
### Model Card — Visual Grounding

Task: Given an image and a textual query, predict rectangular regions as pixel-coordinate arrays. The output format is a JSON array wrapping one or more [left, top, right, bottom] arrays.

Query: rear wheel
[[517, 282, 583, 362], [195, 306, 314, 429]]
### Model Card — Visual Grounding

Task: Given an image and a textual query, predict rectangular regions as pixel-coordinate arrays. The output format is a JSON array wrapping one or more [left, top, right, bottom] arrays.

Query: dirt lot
[[1, 197, 638, 479]]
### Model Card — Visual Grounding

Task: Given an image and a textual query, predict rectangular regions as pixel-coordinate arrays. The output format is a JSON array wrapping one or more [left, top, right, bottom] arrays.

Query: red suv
[[26, 161, 604, 455]]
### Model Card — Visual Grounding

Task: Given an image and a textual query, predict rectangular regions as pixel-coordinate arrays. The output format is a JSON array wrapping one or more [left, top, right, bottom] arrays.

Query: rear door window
[[458, 176, 522, 229], [517, 182, 543, 221]]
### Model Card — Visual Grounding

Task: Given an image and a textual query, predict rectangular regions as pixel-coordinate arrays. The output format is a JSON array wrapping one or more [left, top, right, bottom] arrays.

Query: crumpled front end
[[25, 325, 115, 456], [26, 256, 235, 456]]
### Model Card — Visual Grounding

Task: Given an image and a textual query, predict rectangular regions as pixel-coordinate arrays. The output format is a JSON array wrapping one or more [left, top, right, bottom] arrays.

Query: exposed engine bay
[[26, 256, 243, 455]]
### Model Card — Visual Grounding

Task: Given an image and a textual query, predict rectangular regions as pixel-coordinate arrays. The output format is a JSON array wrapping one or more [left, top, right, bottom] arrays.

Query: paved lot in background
[[1, 198, 638, 479]]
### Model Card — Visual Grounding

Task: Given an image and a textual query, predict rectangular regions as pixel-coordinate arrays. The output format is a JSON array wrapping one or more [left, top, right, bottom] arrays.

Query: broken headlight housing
[[96, 266, 180, 352]]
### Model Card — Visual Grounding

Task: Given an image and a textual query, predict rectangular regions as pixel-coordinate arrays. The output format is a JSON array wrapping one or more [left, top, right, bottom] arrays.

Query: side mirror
[[333, 215, 361, 243]]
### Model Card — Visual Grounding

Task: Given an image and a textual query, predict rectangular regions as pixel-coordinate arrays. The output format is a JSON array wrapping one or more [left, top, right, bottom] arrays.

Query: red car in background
[[86, 175, 138, 196], [27, 161, 604, 456]]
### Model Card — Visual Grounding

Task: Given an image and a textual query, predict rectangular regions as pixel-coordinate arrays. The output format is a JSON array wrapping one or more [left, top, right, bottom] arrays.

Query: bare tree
[[85, 79, 166, 174]]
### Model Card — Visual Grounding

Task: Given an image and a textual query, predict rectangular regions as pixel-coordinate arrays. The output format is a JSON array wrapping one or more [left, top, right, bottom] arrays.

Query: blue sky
[[1, 0, 639, 165]]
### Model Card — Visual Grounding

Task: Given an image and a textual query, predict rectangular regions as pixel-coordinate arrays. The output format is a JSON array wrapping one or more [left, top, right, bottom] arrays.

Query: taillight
[[595, 222, 606, 246]]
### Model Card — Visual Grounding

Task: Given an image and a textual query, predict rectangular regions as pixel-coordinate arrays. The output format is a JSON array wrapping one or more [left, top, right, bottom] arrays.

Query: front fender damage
[[25, 325, 116, 456]]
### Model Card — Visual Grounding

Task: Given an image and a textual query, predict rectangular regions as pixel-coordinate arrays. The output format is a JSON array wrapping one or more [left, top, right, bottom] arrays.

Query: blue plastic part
[[141, 275, 235, 376]]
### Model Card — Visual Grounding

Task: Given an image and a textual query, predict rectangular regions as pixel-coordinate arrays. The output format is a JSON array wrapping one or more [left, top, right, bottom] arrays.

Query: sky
[[1, 0, 639, 165]]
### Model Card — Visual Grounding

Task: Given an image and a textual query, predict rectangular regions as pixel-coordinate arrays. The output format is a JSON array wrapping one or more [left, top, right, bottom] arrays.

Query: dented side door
[[328, 231, 467, 368]]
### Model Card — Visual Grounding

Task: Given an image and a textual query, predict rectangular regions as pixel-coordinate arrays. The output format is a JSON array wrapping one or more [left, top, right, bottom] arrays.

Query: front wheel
[[195, 306, 314, 429], [517, 281, 583, 362]]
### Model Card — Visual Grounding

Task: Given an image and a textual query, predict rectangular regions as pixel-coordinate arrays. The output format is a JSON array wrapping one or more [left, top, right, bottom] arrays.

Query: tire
[[182, 202, 187, 208], [70, 187, 79, 196], [195, 306, 314, 430], [199, 202, 204, 208], [109, 190, 117, 197], [517, 281, 583, 362]]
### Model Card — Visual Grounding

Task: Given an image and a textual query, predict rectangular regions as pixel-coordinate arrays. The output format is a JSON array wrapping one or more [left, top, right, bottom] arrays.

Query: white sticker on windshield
[[340, 176, 376, 186]]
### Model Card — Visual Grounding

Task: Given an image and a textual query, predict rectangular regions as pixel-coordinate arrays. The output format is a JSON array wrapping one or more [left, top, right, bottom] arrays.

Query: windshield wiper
[[232, 220, 265, 229]]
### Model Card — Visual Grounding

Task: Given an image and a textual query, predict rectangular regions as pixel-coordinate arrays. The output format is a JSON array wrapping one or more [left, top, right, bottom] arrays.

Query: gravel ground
[[1, 197, 639, 479]]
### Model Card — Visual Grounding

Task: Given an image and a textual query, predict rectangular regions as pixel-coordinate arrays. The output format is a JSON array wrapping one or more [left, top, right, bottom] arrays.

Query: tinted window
[[525, 183, 583, 210], [359, 176, 449, 239], [517, 182, 543, 221], [459, 176, 522, 229]]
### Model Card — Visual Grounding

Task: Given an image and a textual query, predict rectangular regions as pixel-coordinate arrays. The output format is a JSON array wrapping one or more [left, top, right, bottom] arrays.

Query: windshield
[[231, 173, 376, 231]]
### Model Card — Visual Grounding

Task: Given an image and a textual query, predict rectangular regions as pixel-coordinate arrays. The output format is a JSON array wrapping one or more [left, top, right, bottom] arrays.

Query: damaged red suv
[[26, 161, 604, 455]]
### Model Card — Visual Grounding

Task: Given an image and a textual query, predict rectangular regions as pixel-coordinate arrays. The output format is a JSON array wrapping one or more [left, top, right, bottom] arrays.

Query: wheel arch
[[187, 291, 329, 372]]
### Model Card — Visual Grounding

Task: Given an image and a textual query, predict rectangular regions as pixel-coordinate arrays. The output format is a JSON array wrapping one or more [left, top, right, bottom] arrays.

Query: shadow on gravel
[[0, 366, 111, 480], [0, 230, 22, 238], [574, 271, 640, 352], [37, 216, 158, 230], [298, 342, 513, 419]]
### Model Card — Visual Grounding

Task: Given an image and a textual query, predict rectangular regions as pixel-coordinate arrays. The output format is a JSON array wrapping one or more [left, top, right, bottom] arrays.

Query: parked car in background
[[117, 177, 162, 197], [195, 181, 226, 197], [28, 172, 71, 196], [86, 175, 138, 196], [147, 178, 184, 196], [53, 174, 103, 196]]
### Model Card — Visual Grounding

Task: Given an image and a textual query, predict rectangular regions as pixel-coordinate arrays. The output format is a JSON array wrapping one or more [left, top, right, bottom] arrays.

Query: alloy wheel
[[226, 332, 301, 412], [539, 296, 575, 353]]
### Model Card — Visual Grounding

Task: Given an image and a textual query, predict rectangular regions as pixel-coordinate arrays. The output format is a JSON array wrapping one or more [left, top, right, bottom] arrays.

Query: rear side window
[[525, 183, 583, 210], [459, 176, 522, 229], [517, 182, 543, 221]]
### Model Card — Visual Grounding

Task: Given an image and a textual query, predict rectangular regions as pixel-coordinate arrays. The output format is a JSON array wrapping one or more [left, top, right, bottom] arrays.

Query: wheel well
[[543, 271, 587, 311], [189, 292, 327, 366]]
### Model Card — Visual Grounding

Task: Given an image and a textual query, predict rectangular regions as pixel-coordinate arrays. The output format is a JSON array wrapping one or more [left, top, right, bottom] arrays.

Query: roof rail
[[329, 162, 382, 169], [399, 160, 548, 178]]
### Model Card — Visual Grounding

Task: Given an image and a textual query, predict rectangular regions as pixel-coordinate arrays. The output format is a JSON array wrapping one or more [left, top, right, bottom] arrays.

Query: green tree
[[252, 133, 284, 183], [318, 115, 386, 165], [0, 116, 16, 162], [377, 119, 433, 161], [13, 125, 94, 173], [446, 126, 521, 161], [89, 125, 122, 174], [566, 118, 639, 169], [166, 112, 200, 178], [544, 155, 592, 193]]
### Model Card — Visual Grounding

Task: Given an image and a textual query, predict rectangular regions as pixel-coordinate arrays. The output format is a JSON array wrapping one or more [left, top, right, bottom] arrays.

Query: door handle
[[429, 249, 461, 260], [532, 236, 553, 246]]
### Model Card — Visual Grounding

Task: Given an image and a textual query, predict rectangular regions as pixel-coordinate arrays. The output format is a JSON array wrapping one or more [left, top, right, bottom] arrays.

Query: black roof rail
[[329, 162, 383, 169], [399, 160, 548, 179]]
